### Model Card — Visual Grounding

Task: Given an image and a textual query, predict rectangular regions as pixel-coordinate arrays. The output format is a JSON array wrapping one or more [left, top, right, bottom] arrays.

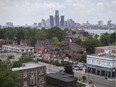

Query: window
[[39, 70, 44, 75], [39, 76, 44, 83], [30, 78, 35, 85], [23, 72, 27, 78]]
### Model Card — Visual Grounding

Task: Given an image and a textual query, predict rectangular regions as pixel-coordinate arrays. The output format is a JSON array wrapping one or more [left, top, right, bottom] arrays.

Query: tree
[[52, 37, 60, 46], [75, 38, 82, 45], [64, 64, 73, 74], [13, 56, 37, 67], [0, 61, 21, 87], [100, 33, 110, 46], [35, 30, 47, 40], [80, 54, 87, 63], [81, 38, 101, 54], [82, 76, 86, 82], [110, 32, 116, 44], [47, 27, 67, 41]]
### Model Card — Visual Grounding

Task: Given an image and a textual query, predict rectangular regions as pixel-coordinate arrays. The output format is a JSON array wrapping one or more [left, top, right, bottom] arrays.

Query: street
[[38, 61, 116, 87]]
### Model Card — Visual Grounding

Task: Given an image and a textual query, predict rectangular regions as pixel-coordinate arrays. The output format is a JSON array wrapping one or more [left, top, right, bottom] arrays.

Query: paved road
[[38, 62, 116, 87], [74, 70, 116, 87]]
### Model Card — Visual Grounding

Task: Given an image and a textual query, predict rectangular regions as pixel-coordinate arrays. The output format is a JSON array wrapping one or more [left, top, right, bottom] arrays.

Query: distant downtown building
[[55, 10, 59, 27], [6, 22, 13, 27], [50, 15, 54, 27], [60, 15, 65, 27]]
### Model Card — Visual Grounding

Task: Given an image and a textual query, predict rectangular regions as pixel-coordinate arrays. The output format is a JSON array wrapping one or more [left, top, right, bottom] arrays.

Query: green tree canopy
[[81, 38, 101, 54], [52, 37, 60, 46]]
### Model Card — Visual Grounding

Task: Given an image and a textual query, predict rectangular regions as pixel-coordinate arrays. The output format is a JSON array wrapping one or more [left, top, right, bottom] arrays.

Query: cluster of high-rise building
[[0, 10, 116, 29], [37, 10, 77, 29]]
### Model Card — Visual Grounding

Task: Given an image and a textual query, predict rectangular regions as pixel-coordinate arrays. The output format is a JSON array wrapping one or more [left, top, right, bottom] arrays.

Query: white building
[[87, 52, 116, 78], [2, 45, 34, 53]]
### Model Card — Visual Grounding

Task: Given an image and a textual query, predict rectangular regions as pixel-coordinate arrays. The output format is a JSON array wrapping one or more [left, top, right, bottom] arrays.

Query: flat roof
[[88, 54, 116, 60], [47, 72, 76, 82], [96, 46, 116, 50], [12, 62, 45, 71], [2, 45, 34, 49]]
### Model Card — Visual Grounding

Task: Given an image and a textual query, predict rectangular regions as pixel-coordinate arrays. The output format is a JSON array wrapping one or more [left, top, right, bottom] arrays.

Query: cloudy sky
[[0, 0, 116, 25]]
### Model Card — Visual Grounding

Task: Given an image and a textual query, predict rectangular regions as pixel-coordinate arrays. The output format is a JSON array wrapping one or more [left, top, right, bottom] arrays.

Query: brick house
[[61, 41, 85, 61], [95, 46, 116, 54], [0, 39, 14, 48], [12, 62, 46, 87]]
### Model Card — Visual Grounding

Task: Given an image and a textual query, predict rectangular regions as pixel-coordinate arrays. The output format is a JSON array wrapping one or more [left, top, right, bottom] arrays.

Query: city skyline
[[0, 0, 116, 25]]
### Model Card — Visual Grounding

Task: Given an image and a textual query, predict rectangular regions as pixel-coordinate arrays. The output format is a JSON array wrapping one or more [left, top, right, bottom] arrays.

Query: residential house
[[61, 41, 85, 61]]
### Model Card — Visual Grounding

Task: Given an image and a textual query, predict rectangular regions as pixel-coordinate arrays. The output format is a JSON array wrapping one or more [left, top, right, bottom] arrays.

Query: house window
[[23, 72, 27, 78], [39, 70, 44, 75], [39, 76, 44, 83], [30, 78, 35, 85]]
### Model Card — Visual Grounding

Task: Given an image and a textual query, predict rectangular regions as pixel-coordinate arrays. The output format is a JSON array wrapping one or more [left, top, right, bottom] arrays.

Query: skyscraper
[[98, 20, 103, 26], [60, 15, 65, 27], [50, 15, 54, 28], [107, 20, 111, 27], [55, 10, 59, 27], [41, 19, 46, 28]]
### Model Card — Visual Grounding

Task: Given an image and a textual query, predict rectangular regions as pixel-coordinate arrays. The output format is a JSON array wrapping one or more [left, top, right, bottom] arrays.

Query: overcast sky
[[0, 0, 116, 26]]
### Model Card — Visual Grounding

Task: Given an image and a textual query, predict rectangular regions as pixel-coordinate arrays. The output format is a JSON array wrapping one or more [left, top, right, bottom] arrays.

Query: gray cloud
[[0, 0, 116, 25]]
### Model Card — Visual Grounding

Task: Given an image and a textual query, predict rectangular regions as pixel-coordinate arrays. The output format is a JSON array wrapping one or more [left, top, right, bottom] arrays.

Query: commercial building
[[55, 10, 59, 27], [46, 72, 77, 87], [2, 45, 34, 53], [60, 15, 65, 27], [50, 15, 54, 28], [12, 62, 46, 87], [87, 48, 116, 78]]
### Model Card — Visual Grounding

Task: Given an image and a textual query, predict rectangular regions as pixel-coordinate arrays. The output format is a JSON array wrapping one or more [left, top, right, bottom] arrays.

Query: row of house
[[35, 40, 85, 61]]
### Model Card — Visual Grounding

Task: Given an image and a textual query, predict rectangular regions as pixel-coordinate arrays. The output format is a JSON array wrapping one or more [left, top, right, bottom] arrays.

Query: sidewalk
[[74, 69, 116, 81], [78, 81, 95, 87]]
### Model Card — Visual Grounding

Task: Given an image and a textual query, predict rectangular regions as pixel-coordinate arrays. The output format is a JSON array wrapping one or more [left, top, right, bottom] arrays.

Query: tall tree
[[81, 38, 101, 54], [52, 37, 60, 46], [100, 33, 110, 46]]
